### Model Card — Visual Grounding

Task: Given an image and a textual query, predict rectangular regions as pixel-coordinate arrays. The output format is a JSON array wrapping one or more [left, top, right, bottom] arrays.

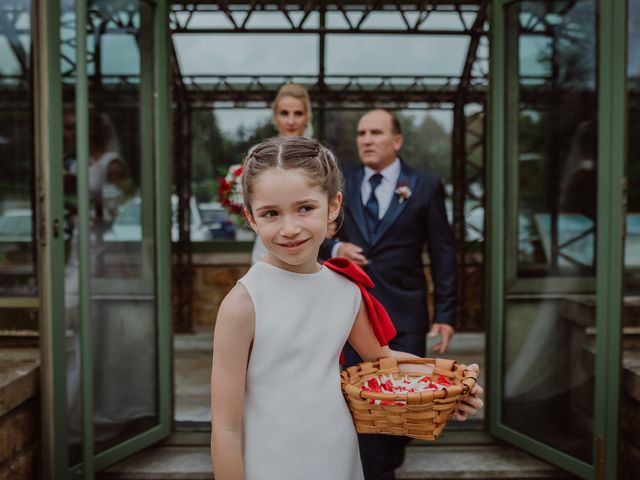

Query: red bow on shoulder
[[323, 257, 397, 356]]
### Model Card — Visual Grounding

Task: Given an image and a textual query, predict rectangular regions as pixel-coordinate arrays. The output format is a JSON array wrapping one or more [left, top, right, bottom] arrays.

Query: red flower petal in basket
[[365, 378, 382, 392]]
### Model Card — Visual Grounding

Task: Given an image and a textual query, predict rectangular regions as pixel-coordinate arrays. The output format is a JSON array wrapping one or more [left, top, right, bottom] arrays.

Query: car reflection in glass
[[103, 195, 212, 242], [197, 202, 236, 240]]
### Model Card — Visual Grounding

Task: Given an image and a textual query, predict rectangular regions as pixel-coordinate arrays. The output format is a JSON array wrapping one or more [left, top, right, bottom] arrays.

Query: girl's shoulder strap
[[323, 257, 396, 346]]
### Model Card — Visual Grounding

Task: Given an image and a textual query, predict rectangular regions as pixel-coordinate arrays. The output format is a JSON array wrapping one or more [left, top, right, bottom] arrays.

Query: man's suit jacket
[[320, 161, 456, 333]]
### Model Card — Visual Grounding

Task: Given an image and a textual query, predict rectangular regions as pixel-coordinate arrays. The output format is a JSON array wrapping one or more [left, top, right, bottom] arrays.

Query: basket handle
[[378, 357, 398, 372], [435, 358, 456, 372]]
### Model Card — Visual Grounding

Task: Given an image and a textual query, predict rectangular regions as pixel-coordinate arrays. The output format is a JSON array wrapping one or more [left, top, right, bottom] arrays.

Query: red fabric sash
[[323, 257, 397, 362]]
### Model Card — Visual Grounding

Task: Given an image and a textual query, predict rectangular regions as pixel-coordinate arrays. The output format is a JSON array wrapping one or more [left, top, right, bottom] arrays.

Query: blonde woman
[[251, 83, 314, 264]]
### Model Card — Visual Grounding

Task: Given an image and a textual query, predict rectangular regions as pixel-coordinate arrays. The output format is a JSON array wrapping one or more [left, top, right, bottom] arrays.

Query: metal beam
[[0, 7, 29, 74]]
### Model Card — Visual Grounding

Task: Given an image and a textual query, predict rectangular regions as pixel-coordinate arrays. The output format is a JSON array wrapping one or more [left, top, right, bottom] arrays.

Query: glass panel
[[190, 107, 271, 241], [514, 1, 597, 277], [0, 0, 37, 304], [502, 0, 597, 465], [621, 2, 640, 477], [194, 106, 457, 243], [63, 0, 158, 464], [173, 34, 318, 75], [627, 0, 640, 275], [326, 35, 469, 76]]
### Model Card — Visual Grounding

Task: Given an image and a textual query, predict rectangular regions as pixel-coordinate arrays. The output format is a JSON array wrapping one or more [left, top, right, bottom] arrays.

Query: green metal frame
[[74, 0, 96, 476], [593, 1, 626, 478], [488, 1, 626, 479], [37, 0, 172, 477], [35, 0, 67, 478]]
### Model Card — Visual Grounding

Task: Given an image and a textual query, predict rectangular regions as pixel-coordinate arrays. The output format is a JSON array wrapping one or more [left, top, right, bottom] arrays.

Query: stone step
[[98, 432, 575, 480]]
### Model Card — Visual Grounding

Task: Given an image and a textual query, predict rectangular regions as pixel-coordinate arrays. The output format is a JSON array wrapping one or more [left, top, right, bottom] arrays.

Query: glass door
[[488, 0, 626, 478], [35, 0, 172, 478]]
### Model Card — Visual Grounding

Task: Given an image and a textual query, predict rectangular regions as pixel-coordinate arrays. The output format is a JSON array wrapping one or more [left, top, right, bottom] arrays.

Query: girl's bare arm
[[211, 284, 255, 480], [347, 300, 427, 368]]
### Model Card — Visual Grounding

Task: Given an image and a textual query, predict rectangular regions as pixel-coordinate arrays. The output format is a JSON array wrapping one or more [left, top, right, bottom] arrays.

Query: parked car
[[104, 195, 211, 242], [0, 208, 33, 243], [197, 202, 236, 240]]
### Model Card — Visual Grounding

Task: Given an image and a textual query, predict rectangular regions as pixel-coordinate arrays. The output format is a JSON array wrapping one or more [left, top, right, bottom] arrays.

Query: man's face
[[356, 110, 403, 171]]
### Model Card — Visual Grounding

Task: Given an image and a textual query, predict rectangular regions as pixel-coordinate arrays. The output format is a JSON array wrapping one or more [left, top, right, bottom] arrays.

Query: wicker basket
[[341, 357, 478, 441]]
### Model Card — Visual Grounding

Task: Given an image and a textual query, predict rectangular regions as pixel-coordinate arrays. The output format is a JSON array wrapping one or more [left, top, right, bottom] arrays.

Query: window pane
[[0, 0, 36, 300], [190, 107, 271, 241], [326, 35, 469, 76], [626, 0, 640, 274], [502, 0, 597, 465], [622, 2, 640, 477], [173, 34, 318, 75], [514, 1, 597, 276], [63, 0, 159, 463]]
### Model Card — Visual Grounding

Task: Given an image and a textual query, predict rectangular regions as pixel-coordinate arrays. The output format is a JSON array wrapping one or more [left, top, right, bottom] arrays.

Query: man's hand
[[428, 323, 454, 353], [337, 242, 368, 266], [453, 363, 484, 421]]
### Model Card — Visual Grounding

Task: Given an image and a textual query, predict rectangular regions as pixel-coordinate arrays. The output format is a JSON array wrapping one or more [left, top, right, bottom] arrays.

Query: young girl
[[210, 137, 482, 480]]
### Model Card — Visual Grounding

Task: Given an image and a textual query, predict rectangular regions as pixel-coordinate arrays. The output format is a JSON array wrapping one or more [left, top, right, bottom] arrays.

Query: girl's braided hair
[[241, 136, 343, 214]]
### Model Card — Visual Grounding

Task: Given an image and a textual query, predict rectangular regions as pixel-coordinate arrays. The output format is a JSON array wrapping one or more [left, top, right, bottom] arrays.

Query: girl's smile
[[278, 238, 310, 250]]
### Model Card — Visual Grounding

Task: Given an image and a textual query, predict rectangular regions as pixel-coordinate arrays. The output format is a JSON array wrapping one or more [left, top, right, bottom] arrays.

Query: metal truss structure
[[167, 0, 490, 331], [170, 0, 486, 34], [0, 0, 491, 331]]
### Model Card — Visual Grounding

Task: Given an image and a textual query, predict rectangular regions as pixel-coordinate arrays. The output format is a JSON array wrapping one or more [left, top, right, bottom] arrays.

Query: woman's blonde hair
[[272, 83, 313, 129]]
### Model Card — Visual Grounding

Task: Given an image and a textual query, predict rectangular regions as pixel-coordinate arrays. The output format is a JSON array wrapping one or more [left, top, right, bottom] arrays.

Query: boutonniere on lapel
[[395, 182, 412, 204]]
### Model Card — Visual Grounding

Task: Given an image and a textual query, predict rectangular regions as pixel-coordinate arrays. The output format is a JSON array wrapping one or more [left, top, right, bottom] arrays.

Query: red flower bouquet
[[218, 164, 245, 225]]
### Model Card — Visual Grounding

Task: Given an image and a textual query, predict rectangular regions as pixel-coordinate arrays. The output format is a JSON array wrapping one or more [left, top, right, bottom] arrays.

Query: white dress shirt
[[361, 159, 401, 220]]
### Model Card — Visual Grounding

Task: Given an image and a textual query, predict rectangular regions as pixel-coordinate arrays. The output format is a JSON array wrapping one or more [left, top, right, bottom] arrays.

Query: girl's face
[[245, 168, 341, 274], [274, 96, 308, 137]]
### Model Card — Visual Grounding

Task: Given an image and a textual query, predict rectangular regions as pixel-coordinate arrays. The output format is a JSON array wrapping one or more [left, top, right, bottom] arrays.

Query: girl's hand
[[453, 363, 484, 421]]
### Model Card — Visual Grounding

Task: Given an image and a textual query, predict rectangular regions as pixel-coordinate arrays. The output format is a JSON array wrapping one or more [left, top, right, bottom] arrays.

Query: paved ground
[[100, 432, 576, 479]]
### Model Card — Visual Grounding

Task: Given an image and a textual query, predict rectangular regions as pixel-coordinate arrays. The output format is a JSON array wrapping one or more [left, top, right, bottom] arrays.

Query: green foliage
[[190, 110, 277, 203], [400, 114, 452, 183], [322, 110, 452, 181]]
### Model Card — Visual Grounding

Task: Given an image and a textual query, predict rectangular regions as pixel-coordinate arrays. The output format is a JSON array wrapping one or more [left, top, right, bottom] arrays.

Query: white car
[[0, 208, 33, 243], [104, 195, 211, 242]]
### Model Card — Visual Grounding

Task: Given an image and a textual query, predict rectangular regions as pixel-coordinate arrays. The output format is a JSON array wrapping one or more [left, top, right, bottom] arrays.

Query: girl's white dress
[[238, 261, 365, 480]]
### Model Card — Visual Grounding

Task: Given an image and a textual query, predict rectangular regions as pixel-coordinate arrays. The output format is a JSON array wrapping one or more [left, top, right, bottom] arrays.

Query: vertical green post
[[154, 0, 173, 436], [140, 1, 155, 280], [487, 0, 506, 436], [594, 1, 627, 478], [34, 0, 67, 478], [74, 0, 95, 477]]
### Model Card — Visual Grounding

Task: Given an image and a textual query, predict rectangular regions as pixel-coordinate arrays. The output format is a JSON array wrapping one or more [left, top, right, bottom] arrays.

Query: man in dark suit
[[320, 109, 456, 480]]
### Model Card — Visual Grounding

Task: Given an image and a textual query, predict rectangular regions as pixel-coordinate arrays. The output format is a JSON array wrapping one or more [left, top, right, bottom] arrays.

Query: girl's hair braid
[[241, 137, 343, 214]]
